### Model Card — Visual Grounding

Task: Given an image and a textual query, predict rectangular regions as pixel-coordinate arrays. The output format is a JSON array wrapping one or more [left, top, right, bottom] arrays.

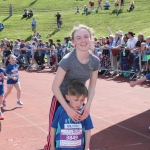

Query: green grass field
[[0, 0, 150, 42]]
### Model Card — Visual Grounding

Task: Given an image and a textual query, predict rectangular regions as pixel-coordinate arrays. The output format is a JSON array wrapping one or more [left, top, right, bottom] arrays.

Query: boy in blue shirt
[[50, 81, 93, 150]]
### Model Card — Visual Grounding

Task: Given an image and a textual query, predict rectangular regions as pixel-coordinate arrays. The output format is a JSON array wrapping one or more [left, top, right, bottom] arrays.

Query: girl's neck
[[76, 49, 89, 64], [10, 63, 15, 65], [130, 36, 133, 40]]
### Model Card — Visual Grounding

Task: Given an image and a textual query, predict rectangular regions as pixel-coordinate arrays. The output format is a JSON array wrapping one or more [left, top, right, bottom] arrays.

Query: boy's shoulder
[[56, 105, 66, 115]]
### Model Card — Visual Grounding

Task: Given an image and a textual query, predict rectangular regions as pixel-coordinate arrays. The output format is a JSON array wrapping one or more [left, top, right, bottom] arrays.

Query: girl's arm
[[0, 72, 7, 80], [52, 67, 82, 122], [84, 130, 91, 150], [80, 70, 98, 121], [6, 74, 17, 80], [107, 27, 114, 36], [50, 127, 56, 150], [130, 76, 147, 87]]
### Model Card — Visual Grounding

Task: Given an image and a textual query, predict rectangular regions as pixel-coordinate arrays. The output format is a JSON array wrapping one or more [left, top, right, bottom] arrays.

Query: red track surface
[[0, 69, 150, 150]]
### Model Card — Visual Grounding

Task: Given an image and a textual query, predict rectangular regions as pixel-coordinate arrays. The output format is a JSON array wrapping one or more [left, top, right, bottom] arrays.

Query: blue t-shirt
[[46, 45, 50, 55], [51, 106, 94, 150], [26, 46, 32, 57], [0, 68, 6, 95], [146, 74, 150, 80], [6, 64, 19, 84], [57, 46, 62, 55], [38, 43, 45, 56]]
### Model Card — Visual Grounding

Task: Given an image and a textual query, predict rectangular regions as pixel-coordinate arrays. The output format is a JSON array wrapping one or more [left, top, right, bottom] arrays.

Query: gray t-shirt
[[59, 49, 100, 95]]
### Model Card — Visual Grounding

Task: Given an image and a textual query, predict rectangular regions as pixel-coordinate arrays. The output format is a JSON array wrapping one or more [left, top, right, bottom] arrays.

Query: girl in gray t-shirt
[[44, 24, 100, 150]]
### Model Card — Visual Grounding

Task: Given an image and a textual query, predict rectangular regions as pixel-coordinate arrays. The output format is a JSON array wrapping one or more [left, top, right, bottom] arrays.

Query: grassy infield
[[0, 0, 150, 42]]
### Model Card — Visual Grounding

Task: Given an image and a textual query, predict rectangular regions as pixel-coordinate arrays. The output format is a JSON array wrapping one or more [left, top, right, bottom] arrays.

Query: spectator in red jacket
[[97, 0, 103, 11], [89, 1, 95, 12]]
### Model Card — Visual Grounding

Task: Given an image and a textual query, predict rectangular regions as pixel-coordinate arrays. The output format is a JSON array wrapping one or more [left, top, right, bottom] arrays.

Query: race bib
[[11, 70, 18, 77], [59, 129, 82, 148]]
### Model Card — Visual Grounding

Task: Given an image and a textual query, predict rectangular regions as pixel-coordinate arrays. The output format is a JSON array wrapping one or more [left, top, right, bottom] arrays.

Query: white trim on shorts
[[7, 84, 15, 87]]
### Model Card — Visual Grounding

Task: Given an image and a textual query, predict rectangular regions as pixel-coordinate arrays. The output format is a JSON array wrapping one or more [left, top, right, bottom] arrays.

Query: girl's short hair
[[70, 24, 95, 41]]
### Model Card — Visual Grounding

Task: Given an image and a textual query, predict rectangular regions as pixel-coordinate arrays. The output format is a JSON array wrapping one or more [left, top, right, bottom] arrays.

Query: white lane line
[[5, 122, 47, 128], [13, 111, 48, 134], [5, 113, 45, 120], [91, 114, 150, 139]]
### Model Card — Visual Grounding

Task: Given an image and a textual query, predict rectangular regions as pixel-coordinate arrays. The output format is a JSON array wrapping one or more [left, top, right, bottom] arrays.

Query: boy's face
[[66, 95, 86, 110]]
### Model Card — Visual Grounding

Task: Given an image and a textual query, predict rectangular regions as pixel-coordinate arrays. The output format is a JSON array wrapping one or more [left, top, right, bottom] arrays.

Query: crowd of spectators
[[1, 29, 150, 78], [75, 0, 134, 14], [94, 30, 150, 78], [0, 34, 73, 71], [23, 9, 34, 18]]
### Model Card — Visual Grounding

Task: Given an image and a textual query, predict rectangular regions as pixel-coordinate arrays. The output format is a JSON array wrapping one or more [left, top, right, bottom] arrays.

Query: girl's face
[[72, 29, 91, 52], [102, 38, 106, 44], [146, 38, 150, 44], [123, 37, 128, 43], [127, 33, 132, 39], [9, 55, 16, 64], [51, 46, 55, 50], [109, 37, 113, 42]]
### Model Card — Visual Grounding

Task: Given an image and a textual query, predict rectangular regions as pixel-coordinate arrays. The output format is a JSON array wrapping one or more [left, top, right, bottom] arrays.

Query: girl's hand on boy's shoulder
[[67, 107, 81, 122], [80, 103, 90, 121]]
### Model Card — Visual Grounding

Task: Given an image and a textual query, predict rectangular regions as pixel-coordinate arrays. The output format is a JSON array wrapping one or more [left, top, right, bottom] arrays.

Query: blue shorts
[[146, 74, 150, 80], [7, 79, 18, 85]]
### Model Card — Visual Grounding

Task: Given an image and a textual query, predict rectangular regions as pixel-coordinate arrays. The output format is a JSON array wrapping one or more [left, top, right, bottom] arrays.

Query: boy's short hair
[[68, 80, 88, 97]]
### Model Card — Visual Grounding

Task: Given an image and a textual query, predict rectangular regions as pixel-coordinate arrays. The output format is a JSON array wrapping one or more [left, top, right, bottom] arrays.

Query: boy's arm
[[84, 130, 91, 150], [130, 76, 147, 87], [50, 127, 56, 150]]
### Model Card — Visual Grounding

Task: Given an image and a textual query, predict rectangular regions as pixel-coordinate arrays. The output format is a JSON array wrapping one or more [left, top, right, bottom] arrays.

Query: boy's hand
[[130, 81, 136, 87], [50, 145, 56, 150], [12, 77, 17, 81]]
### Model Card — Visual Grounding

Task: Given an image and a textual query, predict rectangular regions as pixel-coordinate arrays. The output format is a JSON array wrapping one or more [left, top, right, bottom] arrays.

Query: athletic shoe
[[17, 100, 23, 105], [2, 100, 6, 107], [0, 113, 4, 120]]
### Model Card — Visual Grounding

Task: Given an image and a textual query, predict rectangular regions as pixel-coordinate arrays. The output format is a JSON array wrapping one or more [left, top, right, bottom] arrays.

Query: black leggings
[[40, 54, 45, 65]]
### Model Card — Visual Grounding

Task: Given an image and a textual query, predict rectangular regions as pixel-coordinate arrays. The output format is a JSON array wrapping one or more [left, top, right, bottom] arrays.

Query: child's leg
[[14, 82, 23, 105], [4, 85, 13, 100], [0, 95, 3, 106], [0, 95, 4, 120], [47, 55, 50, 66], [14, 82, 21, 100]]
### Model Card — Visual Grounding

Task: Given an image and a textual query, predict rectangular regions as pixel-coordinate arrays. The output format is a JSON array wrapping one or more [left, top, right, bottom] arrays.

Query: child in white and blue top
[[0, 68, 7, 120], [2, 54, 23, 107], [50, 80, 93, 150]]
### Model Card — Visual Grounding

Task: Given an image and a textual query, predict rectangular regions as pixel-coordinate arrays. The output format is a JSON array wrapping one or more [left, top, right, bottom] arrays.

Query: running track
[[0, 69, 150, 150]]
